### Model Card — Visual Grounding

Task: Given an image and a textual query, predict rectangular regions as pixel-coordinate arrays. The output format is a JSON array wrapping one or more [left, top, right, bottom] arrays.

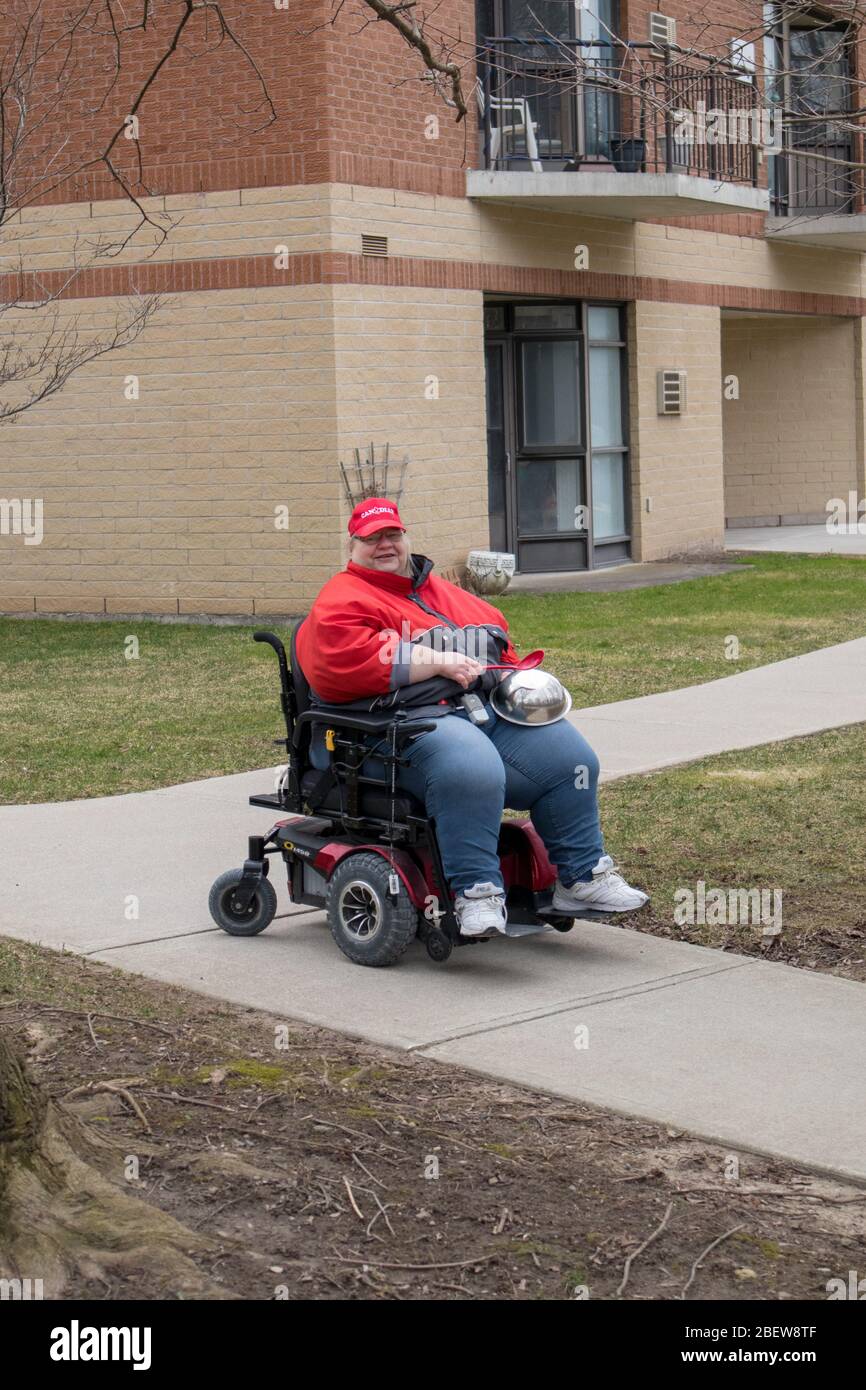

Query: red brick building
[[1, 0, 864, 613]]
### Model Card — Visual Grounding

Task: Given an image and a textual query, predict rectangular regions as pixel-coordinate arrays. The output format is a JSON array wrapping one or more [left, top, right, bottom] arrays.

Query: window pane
[[485, 345, 507, 551], [504, 1, 573, 39], [514, 304, 577, 331], [790, 29, 849, 124], [589, 346, 623, 446], [517, 458, 584, 535], [520, 339, 580, 446], [484, 304, 506, 332], [587, 305, 621, 340], [592, 453, 626, 538]]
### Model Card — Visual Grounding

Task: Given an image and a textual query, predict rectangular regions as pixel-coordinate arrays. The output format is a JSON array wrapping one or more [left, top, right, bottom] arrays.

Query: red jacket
[[296, 555, 520, 702]]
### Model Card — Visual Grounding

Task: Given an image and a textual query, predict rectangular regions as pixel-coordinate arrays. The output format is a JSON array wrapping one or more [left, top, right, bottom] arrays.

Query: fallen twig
[[680, 1224, 745, 1299], [343, 1176, 365, 1221], [352, 1151, 389, 1190], [366, 1191, 397, 1239], [139, 1089, 239, 1114], [63, 1081, 151, 1133], [26, 1003, 172, 1034], [617, 1201, 675, 1298], [333, 1253, 498, 1272], [308, 1116, 402, 1155]]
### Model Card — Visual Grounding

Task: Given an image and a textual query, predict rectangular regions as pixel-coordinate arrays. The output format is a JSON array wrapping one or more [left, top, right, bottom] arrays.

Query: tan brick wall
[[0, 286, 343, 615], [721, 315, 861, 525], [7, 184, 866, 303], [0, 281, 490, 615], [331, 285, 489, 574], [7, 186, 332, 272], [628, 301, 726, 559]]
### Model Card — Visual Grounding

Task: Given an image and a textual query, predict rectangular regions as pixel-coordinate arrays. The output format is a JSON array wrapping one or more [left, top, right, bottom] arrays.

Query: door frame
[[483, 297, 631, 573]]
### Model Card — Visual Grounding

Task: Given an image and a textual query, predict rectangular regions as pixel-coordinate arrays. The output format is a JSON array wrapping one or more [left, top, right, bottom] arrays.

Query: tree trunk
[[0, 1029, 228, 1297]]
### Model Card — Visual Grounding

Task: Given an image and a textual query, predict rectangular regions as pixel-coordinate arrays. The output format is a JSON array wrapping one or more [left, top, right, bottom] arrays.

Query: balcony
[[764, 128, 866, 250], [469, 36, 769, 220]]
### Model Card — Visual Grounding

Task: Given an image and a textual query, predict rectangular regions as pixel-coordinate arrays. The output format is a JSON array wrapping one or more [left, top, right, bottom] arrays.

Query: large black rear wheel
[[326, 853, 419, 967]]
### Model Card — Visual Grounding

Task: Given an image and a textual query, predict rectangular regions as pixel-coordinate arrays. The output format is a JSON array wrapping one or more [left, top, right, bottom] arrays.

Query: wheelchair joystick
[[460, 692, 490, 725]]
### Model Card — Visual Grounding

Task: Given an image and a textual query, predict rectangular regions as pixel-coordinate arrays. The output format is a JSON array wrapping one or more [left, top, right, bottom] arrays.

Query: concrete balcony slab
[[467, 169, 769, 220], [765, 212, 866, 251]]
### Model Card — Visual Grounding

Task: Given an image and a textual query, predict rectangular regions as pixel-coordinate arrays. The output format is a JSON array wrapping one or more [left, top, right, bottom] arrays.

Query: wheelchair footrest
[[535, 902, 612, 924], [501, 920, 553, 938], [552, 908, 612, 923]]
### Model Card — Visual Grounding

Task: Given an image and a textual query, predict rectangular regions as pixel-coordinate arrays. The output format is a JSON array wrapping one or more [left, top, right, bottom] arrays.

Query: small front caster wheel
[[425, 928, 453, 963], [552, 917, 575, 933], [209, 868, 277, 937]]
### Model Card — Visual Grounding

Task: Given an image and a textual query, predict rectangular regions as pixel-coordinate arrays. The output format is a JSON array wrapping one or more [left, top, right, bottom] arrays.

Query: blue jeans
[[323, 703, 605, 895]]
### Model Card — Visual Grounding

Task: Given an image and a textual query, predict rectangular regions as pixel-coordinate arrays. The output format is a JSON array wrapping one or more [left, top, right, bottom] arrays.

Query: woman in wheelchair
[[296, 496, 648, 939]]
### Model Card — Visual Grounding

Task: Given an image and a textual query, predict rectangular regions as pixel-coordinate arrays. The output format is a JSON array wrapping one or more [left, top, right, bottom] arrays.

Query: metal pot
[[490, 667, 573, 726]]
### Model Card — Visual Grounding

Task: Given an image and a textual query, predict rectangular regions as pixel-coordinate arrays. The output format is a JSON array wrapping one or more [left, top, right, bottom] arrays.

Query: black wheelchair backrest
[[289, 619, 315, 764]]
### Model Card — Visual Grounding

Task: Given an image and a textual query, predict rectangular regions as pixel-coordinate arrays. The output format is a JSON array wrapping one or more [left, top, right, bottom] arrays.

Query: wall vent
[[361, 233, 388, 257], [657, 369, 687, 415], [648, 12, 677, 47]]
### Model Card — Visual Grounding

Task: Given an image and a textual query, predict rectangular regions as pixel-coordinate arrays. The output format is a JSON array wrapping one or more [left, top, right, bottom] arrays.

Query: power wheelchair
[[208, 626, 584, 967]]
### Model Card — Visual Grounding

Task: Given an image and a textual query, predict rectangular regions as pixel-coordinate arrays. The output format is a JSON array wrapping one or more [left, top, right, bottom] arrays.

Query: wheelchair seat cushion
[[300, 769, 423, 822]]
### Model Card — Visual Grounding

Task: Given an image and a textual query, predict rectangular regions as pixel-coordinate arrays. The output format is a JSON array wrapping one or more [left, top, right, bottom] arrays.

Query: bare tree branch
[[0, 0, 275, 424]]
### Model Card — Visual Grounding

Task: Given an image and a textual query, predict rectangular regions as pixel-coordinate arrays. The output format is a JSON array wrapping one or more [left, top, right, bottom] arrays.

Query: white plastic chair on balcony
[[475, 80, 543, 172]]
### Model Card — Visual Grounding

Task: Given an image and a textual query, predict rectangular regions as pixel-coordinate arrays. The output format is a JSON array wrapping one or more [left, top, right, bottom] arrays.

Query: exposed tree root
[[0, 1034, 232, 1298]]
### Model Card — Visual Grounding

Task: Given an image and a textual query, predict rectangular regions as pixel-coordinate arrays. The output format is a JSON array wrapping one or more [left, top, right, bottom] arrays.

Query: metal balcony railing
[[768, 118, 859, 216], [477, 36, 761, 188]]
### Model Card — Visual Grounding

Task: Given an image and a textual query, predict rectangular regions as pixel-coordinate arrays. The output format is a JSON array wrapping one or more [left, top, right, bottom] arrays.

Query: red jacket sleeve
[[296, 596, 395, 702]]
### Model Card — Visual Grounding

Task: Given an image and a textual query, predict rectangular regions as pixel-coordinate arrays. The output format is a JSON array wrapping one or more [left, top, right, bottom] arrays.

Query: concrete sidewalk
[[3, 637, 866, 1182], [726, 524, 866, 555], [574, 635, 866, 778]]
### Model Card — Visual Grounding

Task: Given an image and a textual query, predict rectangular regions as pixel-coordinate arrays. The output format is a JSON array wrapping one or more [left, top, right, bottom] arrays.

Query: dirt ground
[[1, 938, 864, 1301]]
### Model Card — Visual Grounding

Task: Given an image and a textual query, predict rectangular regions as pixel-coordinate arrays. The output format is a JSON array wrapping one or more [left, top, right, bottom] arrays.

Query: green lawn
[[600, 722, 866, 980], [502, 551, 866, 708], [1, 552, 866, 804]]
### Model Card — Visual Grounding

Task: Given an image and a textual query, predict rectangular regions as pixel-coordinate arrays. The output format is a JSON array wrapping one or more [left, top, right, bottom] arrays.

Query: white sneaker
[[552, 855, 648, 914], [454, 882, 508, 937]]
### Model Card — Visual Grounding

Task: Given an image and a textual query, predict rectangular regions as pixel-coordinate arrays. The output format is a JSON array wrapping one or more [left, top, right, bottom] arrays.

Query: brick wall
[[0, 275, 490, 615], [722, 314, 860, 524], [628, 299, 726, 558], [1, 0, 477, 208], [0, 285, 343, 615], [332, 284, 488, 568], [7, 0, 822, 210], [6, 182, 865, 302]]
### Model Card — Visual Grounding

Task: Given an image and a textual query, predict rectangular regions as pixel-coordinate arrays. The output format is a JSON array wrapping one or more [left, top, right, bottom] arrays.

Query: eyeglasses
[[355, 529, 404, 547]]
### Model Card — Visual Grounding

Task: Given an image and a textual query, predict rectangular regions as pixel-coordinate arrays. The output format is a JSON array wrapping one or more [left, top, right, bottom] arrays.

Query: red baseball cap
[[348, 497, 405, 538]]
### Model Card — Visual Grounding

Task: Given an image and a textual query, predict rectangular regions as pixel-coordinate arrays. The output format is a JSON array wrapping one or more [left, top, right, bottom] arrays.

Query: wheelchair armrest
[[294, 709, 437, 744]]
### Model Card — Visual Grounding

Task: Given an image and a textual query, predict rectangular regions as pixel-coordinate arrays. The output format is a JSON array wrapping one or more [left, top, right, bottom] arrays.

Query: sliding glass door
[[483, 300, 630, 572]]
